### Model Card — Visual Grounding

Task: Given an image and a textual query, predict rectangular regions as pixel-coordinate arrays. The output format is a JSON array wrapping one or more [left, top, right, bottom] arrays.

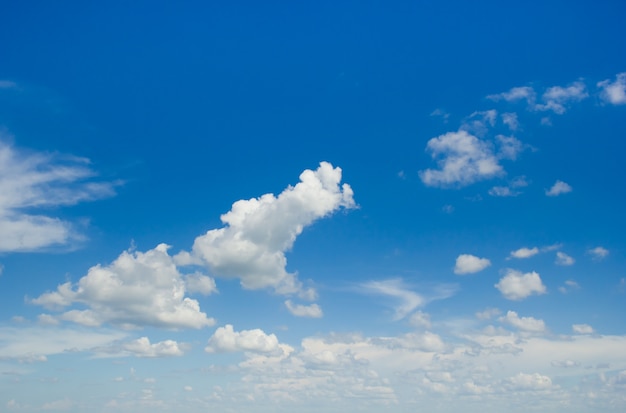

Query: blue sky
[[1, 1, 626, 412]]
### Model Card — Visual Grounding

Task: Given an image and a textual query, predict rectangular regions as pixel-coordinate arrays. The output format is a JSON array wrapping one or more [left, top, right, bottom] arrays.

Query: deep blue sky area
[[1, 2, 626, 412]]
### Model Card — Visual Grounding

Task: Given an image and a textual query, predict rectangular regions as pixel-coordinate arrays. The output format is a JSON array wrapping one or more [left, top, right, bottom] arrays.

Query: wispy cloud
[[0, 136, 119, 252]]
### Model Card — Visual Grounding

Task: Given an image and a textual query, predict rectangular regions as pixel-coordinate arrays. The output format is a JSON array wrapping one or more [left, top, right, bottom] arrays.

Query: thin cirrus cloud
[[359, 279, 457, 321], [0, 136, 119, 252], [454, 254, 491, 275]]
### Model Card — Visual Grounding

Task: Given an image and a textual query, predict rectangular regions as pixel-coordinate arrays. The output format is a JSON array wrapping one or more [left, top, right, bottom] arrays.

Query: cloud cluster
[[488, 80, 588, 114], [28, 162, 355, 326], [31, 244, 216, 329], [0, 137, 118, 252]]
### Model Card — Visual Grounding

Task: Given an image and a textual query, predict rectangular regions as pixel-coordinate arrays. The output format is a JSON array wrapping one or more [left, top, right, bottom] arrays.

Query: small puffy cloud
[[598, 72, 626, 105], [31, 244, 215, 329], [488, 86, 536, 104], [501, 112, 519, 131], [546, 180, 572, 196], [495, 269, 547, 300], [509, 247, 539, 259], [489, 81, 587, 114], [419, 130, 503, 187], [454, 254, 491, 275], [489, 176, 529, 197], [499, 311, 546, 333], [588, 246, 609, 261], [188, 162, 355, 296], [572, 324, 594, 334], [535, 81, 588, 114], [119, 337, 185, 357], [205, 324, 286, 354], [496, 135, 524, 160], [505, 372, 553, 390], [284, 300, 323, 318], [555, 251, 575, 266], [0, 136, 119, 252], [184, 385, 193, 392], [359, 279, 424, 320], [461, 110, 498, 136]]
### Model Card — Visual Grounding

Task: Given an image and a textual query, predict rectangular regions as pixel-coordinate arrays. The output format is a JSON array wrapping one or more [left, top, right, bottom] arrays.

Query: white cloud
[[495, 269, 547, 300], [184, 272, 218, 295], [489, 186, 519, 197], [284, 300, 323, 318], [360, 279, 424, 320], [588, 246, 609, 261], [598, 72, 626, 105], [489, 176, 528, 197], [461, 110, 498, 136], [535, 81, 588, 114], [205, 324, 288, 355], [454, 254, 491, 275], [546, 180, 572, 196], [0, 326, 125, 361], [559, 279, 580, 294], [496, 135, 524, 160], [31, 244, 215, 329], [0, 137, 119, 252], [187, 162, 355, 296], [37, 314, 59, 326], [501, 112, 519, 131], [419, 130, 503, 187], [505, 372, 553, 390], [488, 86, 536, 104], [408, 311, 431, 328], [119, 337, 185, 357], [499, 311, 546, 333], [489, 81, 588, 114], [509, 247, 539, 259], [476, 308, 501, 320], [555, 251, 575, 266], [572, 324, 594, 334]]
